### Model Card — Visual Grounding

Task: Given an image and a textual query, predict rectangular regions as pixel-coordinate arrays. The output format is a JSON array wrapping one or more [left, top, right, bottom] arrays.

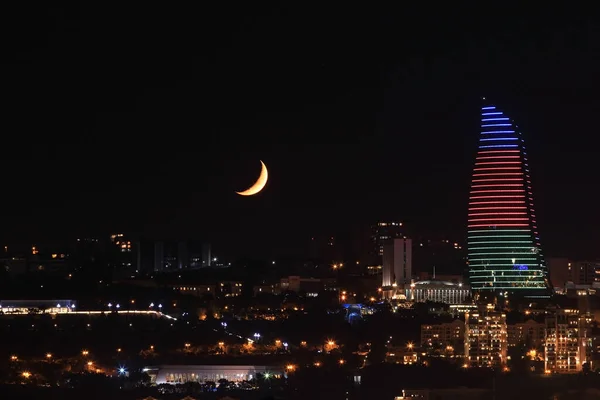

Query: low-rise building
[[421, 319, 464, 353], [145, 365, 284, 384]]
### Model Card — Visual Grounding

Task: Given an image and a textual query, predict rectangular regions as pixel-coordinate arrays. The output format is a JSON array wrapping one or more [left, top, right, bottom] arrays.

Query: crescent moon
[[236, 160, 269, 196]]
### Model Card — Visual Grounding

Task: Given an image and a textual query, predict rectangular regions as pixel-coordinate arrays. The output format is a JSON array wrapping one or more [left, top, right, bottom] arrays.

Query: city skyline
[[2, 5, 600, 261], [5, 5, 600, 399]]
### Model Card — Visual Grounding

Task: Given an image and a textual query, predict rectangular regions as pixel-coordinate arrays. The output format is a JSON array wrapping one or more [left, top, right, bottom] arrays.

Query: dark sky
[[1, 4, 599, 259]]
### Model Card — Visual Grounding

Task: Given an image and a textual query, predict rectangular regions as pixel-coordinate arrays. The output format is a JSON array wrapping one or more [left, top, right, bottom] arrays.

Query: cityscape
[[3, 4, 600, 400]]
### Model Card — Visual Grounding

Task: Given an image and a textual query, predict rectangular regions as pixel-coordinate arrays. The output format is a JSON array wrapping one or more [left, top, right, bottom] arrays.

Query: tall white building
[[382, 238, 412, 287]]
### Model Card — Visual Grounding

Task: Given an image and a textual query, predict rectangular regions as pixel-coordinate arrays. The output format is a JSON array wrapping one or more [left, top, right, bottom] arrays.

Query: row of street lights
[[106, 302, 164, 309]]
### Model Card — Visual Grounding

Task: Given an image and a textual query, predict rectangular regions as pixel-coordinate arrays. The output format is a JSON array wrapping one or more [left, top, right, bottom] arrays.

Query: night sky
[[1, 5, 599, 259]]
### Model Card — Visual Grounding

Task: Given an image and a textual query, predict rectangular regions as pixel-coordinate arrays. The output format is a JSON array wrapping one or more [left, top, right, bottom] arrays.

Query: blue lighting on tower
[[479, 144, 519, 148]]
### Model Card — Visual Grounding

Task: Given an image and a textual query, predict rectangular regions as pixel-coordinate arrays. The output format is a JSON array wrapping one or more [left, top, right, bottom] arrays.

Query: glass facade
[[467, 104, 550, 297]]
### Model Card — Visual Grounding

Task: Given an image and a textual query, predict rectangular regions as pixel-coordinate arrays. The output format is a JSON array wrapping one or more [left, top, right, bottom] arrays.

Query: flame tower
[[467, 103, 550, 298]]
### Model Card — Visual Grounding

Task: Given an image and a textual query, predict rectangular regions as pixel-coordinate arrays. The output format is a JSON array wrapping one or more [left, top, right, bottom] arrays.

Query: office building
[[371, 222, 403, 263], [382, 238, 412, 287], [467, 102, 549, 297]]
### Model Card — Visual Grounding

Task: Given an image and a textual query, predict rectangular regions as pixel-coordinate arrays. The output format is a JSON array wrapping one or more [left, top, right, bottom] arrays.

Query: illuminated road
[[0, 309, 177, 320]]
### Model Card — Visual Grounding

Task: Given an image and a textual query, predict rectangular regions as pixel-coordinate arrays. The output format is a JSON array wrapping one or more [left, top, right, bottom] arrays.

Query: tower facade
[[467, 103, 549, 297], [382, 238, 412, 287]]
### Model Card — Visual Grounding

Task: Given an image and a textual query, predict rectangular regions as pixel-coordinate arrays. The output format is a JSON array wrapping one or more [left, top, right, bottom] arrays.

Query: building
[[467, 102, 550, 297], [547, 258, 600, 291], [507, 319, 545, 348], [170, 284, 215, 297], [371, 222, 403, 263], [571, 261, 598, 285], [464, 305, 507, 368], [0, 244, 70, 275], [280, 276, 325, 295], [407, 280, 470, 304], [382, 238, 412, 288], [137, 241, 213, 273], [544, 308, 593, 373], [145, 365, 284, 384], [385, 349, 418, 365], [109, 233, 136, 276], [546, 257, 570, 291], [0, 300, 77, 314], [394, 388, 490, 400], [421, 319, 465, 354]]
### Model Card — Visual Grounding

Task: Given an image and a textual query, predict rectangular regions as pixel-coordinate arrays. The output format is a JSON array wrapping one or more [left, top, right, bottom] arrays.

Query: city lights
[[468, 104, 549, 295]]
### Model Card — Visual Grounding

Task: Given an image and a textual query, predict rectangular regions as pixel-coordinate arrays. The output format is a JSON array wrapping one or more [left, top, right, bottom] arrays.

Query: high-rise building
[[372, 222, 403, 263], [464, 304, 507, 368], [547, 257, 600, 289], [382, 238, 412, 287], [109, 233, 136, 276], [467, 102, 550, 297]]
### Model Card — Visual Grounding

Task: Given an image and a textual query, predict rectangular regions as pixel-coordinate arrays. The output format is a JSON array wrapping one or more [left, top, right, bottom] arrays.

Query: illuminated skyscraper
[[467, 102, 550, 297]]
